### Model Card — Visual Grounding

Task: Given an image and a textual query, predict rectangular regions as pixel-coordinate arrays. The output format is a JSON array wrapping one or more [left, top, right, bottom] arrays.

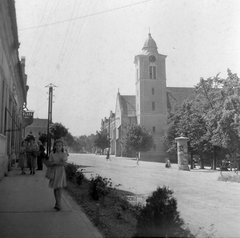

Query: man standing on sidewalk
[[106, 148, 110, 161]]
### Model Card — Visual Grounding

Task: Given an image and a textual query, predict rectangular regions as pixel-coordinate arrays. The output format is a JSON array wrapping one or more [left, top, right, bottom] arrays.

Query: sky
[[15, 0, 240, 137]]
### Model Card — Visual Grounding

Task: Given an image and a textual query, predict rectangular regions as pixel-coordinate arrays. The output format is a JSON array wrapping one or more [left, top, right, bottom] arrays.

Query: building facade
[[0, 0, 33, 180], [101, 34, 194, 162]]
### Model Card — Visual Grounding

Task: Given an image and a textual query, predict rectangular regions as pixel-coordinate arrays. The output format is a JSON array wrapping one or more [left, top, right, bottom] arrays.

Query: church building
[[101, 33, 194, 162]]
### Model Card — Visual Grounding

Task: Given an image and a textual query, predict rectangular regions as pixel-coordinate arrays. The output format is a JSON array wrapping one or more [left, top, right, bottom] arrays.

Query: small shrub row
[[65, 163, 113, 200], [76, 169, 85, 185], [65, 162, 85, 185], [88, 174, 113, 200]]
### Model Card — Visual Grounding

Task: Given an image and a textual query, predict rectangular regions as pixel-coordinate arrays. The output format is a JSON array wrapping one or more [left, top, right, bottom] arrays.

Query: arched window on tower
[[149, 65, 156, 79]]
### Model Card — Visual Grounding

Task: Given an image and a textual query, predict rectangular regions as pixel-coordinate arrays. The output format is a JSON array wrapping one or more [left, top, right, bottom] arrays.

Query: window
[[153, 66, 156, 79], [152, 102, 155, 111], [153, 126, 156, 133], [149, 66, 156, 79], [152, 88, 155, 95], [149, 66, 152, 79]]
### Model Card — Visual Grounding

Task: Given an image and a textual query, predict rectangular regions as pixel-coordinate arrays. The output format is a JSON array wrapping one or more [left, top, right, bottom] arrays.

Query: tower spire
[[142, 32, 158, 53]]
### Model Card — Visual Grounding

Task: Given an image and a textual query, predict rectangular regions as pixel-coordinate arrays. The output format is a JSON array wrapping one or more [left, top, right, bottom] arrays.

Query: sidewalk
[[0, 165, 103, 238]]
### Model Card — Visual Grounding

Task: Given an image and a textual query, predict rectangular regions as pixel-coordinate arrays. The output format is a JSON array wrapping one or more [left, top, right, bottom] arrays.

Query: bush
[[76, 169, 85, 185], [88, 174, 112, 200], [133, 186, 194, 238], [65, 163, 79, 181]]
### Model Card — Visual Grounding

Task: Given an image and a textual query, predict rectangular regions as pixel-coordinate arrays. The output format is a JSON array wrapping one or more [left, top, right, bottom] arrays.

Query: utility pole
[[45, 83, 57, 156]]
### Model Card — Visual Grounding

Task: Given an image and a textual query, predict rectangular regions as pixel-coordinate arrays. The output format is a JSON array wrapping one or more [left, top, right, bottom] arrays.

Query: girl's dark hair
[[53, 140, 64, 153]]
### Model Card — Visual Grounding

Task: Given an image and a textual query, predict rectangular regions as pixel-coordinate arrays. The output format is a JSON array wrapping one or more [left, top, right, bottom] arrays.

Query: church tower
[[134, 33, 168, 161]]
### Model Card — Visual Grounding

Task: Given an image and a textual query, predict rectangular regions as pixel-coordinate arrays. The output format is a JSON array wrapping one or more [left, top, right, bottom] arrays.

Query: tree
[[64, 132, 75, 147], [94, 130, 109, 153], [164, 99, 210, 169], [85, 134, 95, 152], [196, 70, 240, 168], [49, 122, 68, 141], [211, 95, 240, 165], [71, 136, 82, 153], [164, 70, 240, 170], [121, 124, 153, 157]]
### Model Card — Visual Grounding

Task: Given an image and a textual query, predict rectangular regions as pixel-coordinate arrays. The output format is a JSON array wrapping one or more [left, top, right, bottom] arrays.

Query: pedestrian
[[26, 135, 39, 175], [47, 139, 68, 211], [36, 140, 45, 170], [136, 152, 139, 165], [106, 148, 110, 161], [18, 140, 27, 174], [10, 146, 16, 166], [165, 158, 171, 168]]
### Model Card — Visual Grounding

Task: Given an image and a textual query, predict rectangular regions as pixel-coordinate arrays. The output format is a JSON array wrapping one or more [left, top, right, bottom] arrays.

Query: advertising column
[[175, 134, 190, 171]]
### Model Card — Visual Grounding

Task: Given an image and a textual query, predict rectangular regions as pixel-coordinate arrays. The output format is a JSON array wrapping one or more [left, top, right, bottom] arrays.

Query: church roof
[[166, 87, 195, 110], [120, 95, 136, 116], [142, 33, 158, 53], [117, 87, 195, 116]]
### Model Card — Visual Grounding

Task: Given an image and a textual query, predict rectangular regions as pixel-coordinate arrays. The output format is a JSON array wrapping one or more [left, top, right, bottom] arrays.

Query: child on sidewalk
[[47, 139, 68, 211]]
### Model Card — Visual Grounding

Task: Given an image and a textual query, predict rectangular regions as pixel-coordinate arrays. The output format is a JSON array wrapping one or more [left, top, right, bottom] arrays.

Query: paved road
[[68, 153, 240, 238]]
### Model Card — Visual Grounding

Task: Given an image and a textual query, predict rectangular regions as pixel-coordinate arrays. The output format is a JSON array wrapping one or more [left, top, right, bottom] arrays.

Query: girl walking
[[48, 139, 68, 211]]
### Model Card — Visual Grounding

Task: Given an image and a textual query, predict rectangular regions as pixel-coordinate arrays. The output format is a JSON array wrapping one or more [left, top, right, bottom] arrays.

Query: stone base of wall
[[0, 155, 9, 181]]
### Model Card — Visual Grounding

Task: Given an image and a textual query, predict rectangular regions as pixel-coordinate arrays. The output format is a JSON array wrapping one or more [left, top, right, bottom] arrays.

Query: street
[[68, 153, 240, 238]]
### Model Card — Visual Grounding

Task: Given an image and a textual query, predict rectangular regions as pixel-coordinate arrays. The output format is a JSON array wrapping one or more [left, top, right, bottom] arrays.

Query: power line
[[53, 0, 95, 87], [27, 0, 61, 69], [51, 0, 79, 84], [25, 0, 50, 57], [19, 0, 152, 31]]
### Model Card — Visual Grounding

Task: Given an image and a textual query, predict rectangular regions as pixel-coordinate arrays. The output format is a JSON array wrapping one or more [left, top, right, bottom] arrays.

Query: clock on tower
[[149, 55, 156, 63]]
